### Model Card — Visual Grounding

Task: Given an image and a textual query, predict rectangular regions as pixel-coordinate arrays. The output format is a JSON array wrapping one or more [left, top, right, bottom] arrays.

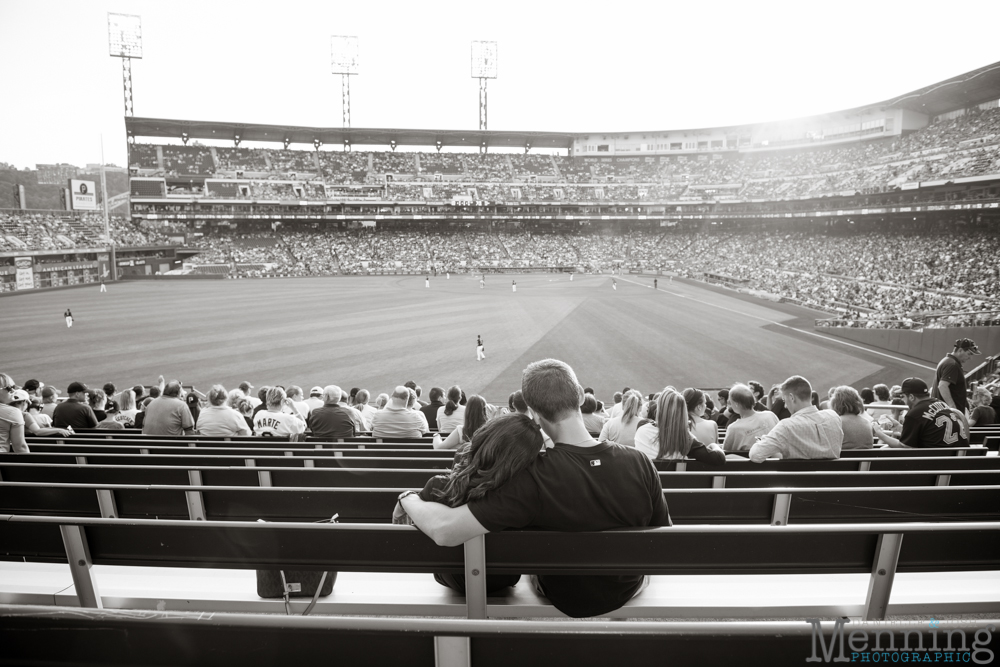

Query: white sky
[[2, 0, 999, 169]]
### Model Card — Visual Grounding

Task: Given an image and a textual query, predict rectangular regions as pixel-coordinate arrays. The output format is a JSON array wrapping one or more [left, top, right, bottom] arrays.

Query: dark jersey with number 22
[[900, 397, 969, 448]]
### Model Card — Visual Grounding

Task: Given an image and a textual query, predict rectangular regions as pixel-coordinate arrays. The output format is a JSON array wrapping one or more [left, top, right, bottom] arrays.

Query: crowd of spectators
[[0, 212, 167, 251], [128, 105, 1000, 203]]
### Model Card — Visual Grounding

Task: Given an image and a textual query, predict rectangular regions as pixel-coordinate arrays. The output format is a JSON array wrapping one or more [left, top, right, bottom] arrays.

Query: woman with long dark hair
[[434, 395, 488, 450], [436, 385, 465, 433], [634, 389, 725, 467], [394, 413, 543, 593], [683, 388, 718, 446]]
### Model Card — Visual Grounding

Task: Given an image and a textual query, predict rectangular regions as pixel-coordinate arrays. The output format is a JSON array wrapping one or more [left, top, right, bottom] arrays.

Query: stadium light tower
[[471, 40, 497, 150], [331, 36, 359, 132], [108, 13, 142, 118]]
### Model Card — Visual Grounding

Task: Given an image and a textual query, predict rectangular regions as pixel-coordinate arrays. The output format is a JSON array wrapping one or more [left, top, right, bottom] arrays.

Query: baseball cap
[[67, 382, 88, 394], [41, 386, 58, 399], [955, 338, 981, 354], [9, 389, 29, 403], [899, 378, 929, 396], [310, 386, 323, 396]]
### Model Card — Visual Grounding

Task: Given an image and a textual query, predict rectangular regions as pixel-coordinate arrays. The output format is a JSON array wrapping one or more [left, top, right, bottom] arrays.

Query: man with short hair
[[52, 382, 98, 430], [722, 384, 780, 452], [747, 381, 767, 412], [371, 386, 431, 439], [306, 385, 356, 440], [142, 381, 195, 436], [933, 338, 981, 416], [608, 391, 624, 419], [286, 386, 310, 419], [749, 376, 843, 462], [404, 381, 428, 407], [305, 386, 324, 413], [420, 387, 446, 430], [873, 378, 969, 449], [400, 358, 669, 618]]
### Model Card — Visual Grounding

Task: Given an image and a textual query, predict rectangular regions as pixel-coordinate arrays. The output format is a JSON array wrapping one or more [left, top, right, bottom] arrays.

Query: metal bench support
[[434, 636, 470, 667], [464, 535, 487, 620], [96, 489, 118, 519], [186, 470, 206, 521], [60, 525, 102, 609], [863, 532, 903, 621], [771, 493, 791, 526]]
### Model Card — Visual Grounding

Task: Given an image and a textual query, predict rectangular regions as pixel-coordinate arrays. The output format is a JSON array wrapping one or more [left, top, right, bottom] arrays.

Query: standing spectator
[[635, 390, 726, 466], [306, 386, 356, 440], [142, 381, 195, 436], [722, 384, 780, 452], [253, 387, 306, 437], [749, 376, 843, 462], [933, 339, 981, 415], [0, 376, 30, 453], [830, 386, 875, 450], [52, 382, 99, 431], [196, 385, 251, 437], [372, 387, 428, 439], [421, 387, 446, 431], [399, 358, 670, 618], [873, 378, 969, 449]]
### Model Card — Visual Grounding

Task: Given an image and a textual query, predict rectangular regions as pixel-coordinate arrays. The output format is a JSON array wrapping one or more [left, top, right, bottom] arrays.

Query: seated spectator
[[433, 395, 487, 451], [749, 376, 843, 462], [26, 401, 54, 429], [286, 386, 311, 419], [353, 389, 377, 430], [197, 385, 252, 437], [1, 382, 30, 453], [87, 389, 108, 423], [112, 389, 139, 428], [507, 390, 528, 415], [306, 385, 356, 440], [14, 391, 71, 437], [372, 386, 427, 439], [866, 384, 895, 420], [186, 393, 202, 424], [873, 378, 969, 448], [580, 394, 607, 436], [53, 382, 99, 431], [436, 386, 466, 433], [374, 393, 389, 410], [598, 390, 643, 447], [399, 358, 669, 618], [635, 389, 725, 467], [969, 387, 996, 426], [421, 387, 446, 431], [394, 414, 542, 594], [102, 383, 119, 414], [722, 384, 780, 452], [143, 381, 195, 436], [254, 387, 306, 437], [39, 386, 60, 419], [830, 386, 875, 449], [683, 388, 718, 445], [305, 386, 324, 413]]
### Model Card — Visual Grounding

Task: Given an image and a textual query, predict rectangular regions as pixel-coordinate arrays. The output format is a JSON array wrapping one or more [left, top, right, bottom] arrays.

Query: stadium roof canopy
[[881, 59, 1000, 116], [125, 60, 1000, 147], [125, 117, 575, 150]]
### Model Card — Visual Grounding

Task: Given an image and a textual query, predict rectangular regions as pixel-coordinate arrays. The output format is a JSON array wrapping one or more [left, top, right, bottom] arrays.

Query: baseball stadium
[[1, 7, 1000, 666]]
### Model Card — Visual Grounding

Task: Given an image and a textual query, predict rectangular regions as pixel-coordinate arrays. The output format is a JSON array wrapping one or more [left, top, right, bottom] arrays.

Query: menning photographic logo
[[806, 618, 995, 664]]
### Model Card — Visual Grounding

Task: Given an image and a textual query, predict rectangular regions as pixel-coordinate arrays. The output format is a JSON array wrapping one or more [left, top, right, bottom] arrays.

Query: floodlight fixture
[[332, 35, 359, 128], [471, 41, 498, 139], [108, 13, 143, 59]]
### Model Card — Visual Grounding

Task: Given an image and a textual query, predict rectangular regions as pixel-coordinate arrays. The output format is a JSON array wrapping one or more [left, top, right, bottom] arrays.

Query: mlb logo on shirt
[[590, 460, 601, 467]]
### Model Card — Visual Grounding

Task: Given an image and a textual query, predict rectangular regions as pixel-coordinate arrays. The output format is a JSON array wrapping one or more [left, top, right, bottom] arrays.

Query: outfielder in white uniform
[[512, 280, 516, 293], [476, 335, 486, 361]]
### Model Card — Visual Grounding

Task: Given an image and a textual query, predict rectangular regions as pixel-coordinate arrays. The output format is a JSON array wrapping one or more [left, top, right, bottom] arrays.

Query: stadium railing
[[4, 605, 996, 667], [2, 514, 998, 621]]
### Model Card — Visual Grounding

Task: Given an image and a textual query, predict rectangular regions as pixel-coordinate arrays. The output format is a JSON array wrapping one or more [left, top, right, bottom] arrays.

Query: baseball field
[[0, 273, 936, 402]]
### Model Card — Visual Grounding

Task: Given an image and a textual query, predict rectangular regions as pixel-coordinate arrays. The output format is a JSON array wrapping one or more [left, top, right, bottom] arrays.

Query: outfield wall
[[818, 325, 999, 365]]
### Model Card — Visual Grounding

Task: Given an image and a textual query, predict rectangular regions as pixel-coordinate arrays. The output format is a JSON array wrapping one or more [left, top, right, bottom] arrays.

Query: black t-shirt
[[420, 401, 444, 431], [468, 440, 670, 618], [933, 354, 968, 414], [770, 397, 792, 421], [306, 404, 356, 440], [52, 399, 98, 430], [900, 397, 969, 448]]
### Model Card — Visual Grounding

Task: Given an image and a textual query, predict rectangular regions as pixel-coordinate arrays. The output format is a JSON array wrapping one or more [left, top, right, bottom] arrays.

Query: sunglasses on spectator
[[1, 385, 16, 393]]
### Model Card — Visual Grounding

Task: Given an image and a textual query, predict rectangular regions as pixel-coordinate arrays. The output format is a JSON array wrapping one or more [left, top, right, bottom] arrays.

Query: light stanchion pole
[[471, 41, 498, 150]]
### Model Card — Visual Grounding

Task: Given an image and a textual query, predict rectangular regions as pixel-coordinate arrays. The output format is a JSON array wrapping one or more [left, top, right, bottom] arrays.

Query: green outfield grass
[[0, 273, 935, 402]]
